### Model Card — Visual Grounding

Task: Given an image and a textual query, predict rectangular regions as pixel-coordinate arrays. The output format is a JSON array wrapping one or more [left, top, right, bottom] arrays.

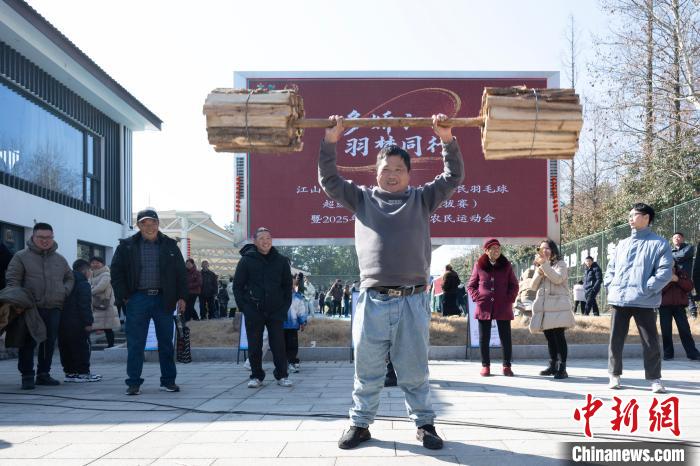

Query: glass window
[[0, 222, 25, 254], [0, 81, 101, 205], [77, 240, 105, 262]]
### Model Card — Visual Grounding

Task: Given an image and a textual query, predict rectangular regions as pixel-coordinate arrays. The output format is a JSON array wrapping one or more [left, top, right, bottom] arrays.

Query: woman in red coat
[[467, 238, 519, 376]]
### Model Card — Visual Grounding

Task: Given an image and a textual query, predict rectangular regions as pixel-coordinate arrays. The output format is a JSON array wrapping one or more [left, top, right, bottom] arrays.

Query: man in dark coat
[[199, 260, 219, 319], [0, 242, 12, 291], [671, 232, 696, 319], [59, 259, 100, 383], [441, 264, 461, 316], [233, 227, 293, 388], [583, 256, 602, 316], [111, 209, 188, 395]]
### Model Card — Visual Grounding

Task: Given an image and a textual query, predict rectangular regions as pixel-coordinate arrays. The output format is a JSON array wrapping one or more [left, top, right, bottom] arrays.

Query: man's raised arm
[[421, 114, 465, 213], [318, 116, 362, 213]]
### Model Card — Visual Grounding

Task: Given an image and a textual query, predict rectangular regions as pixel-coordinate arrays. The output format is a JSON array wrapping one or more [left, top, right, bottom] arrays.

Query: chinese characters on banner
[[247, 77, 549, 240], [574, 394, 680, 438]]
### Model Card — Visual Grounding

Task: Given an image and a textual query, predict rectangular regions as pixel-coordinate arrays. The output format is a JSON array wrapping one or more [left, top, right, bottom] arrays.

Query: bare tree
[[562, 14, 581, 221]]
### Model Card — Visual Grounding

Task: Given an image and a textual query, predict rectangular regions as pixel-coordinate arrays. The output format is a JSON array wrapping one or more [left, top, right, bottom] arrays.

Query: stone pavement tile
[[86, 411, 182, 424], [103, 422, 167, 432], [280, 440, 397, 457], [181, 431, 245, 444], [336, 456, 461, 465], [43, 443, 123, 459], [199, 417, 301, 432], [441, 426, 551, 441], [0, 431, 46, 443], [0, 443, 66, 459], [213, 459, 335, 466], [29, 431, 143, 445], [164, 441, 286, 458], [126, 431, 193, 446], [297, 419, 393, 431], [150, 459, 214, 466], [90, 460, 154, 466], [0, 460, 93, 466], [394, 440, 508, 457], [102, 443, 179, 459], [501, 439, 566, 456], [238, 429, 339, 443], [152, 413, 223, 432], [457, 453, 561, 466]]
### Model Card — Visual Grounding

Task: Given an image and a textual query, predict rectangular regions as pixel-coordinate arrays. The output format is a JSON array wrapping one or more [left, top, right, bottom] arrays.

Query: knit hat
[[483, 238, 501, 250]]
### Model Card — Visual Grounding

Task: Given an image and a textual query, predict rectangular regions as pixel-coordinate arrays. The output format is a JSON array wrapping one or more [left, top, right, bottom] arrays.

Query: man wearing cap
[[111, 209, 188, 395], [320, 114, 463, 450]]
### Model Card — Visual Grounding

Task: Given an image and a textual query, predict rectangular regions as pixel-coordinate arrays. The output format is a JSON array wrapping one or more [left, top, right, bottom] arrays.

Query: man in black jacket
[[0, 242, 12, 291], [59, 259, 101, 383], [111, 209, 188, 395], [583, 256, 602, 316], [671, 232, 696, 319], [233, 227, 293, 388], [200, 260, 219, 319]]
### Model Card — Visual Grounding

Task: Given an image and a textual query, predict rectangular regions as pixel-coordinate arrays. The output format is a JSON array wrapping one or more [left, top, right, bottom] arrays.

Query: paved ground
[[0, 357, 697, 465]]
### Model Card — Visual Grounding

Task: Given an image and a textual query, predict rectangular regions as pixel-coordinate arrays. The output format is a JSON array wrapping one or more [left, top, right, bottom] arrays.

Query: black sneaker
[[338, 426, 371, 449], [159, 383, 180, 392], [125, 385, 141, 396], [21, 376, 35, 390], [417, 424, 443, 450], [35, 374, 60, 386]]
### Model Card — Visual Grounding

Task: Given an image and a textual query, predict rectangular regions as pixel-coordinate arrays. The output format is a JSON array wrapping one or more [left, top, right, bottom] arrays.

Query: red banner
[[245, 76, 550, 241]]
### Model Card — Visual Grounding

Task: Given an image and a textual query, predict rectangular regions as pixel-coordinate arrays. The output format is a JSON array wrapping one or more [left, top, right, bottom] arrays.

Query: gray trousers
[[608, 306, 661, 380]]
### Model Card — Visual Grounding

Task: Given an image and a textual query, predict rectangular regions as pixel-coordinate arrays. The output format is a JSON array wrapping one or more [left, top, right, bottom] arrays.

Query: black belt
[[370, 285, 426, 297], [138, 288, 161, 296]]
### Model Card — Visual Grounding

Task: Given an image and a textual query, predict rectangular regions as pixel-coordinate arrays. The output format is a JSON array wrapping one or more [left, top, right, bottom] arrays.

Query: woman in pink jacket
[[467, 238, 519, 376]]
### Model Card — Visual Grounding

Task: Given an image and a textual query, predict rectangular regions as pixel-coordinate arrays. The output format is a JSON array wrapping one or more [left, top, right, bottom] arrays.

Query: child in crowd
[[284, 273, 308, 373], [573, 280, 586, 314], [59, 259, 101, 383]]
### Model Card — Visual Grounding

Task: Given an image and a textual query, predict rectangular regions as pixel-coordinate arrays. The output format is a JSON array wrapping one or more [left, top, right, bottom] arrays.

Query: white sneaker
[[247, 378, 262, 388], [608, 375, 621, 389], [651, 379, 666, 393], [243, 359, 251, 370], [288, 363, 300, 373], [277, 377, 293, 387], [78, 373, 102, 382]]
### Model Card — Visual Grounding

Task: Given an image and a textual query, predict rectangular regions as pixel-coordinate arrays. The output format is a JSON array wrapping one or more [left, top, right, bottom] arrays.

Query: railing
[[514, 197, 700, 312]]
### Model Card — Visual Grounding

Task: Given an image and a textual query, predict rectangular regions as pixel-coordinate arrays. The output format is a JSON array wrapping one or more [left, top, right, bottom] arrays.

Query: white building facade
[[0, 0, 161, 264]]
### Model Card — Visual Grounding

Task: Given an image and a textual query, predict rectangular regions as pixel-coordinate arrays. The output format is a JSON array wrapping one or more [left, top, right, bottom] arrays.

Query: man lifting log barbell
[[319, 113, 462, 450]]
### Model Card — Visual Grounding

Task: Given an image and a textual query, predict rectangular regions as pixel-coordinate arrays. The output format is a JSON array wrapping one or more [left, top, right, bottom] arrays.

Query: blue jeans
[[18, 308, 60, 377], [124, 291, 176, 386], [350, 289, 435, 428]]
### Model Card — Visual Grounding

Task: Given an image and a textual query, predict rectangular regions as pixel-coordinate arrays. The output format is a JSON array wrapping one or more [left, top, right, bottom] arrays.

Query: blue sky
[[27, 0, 609, 228]]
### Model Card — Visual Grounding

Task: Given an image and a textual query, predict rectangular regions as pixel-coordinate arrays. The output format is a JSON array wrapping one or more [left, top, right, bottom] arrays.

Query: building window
[[0, 222, 24, 254], [77, 240, 106, 262], [0, 80, 101, 206]]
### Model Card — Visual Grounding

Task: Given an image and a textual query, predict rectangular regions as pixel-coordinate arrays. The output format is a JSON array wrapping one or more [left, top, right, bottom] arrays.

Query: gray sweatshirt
[[318, 138, 465, 288]]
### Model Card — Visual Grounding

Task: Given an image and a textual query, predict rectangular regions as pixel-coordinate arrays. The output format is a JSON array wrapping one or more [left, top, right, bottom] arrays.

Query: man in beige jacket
[[6, 222, 73, 389]]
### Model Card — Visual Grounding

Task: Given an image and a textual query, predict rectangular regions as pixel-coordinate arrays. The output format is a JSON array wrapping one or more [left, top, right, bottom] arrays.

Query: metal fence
[[514, 197, 700, 312]]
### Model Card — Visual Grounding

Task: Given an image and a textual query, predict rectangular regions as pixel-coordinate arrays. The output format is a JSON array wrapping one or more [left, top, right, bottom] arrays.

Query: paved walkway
[[0, 357, 697, 465]]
